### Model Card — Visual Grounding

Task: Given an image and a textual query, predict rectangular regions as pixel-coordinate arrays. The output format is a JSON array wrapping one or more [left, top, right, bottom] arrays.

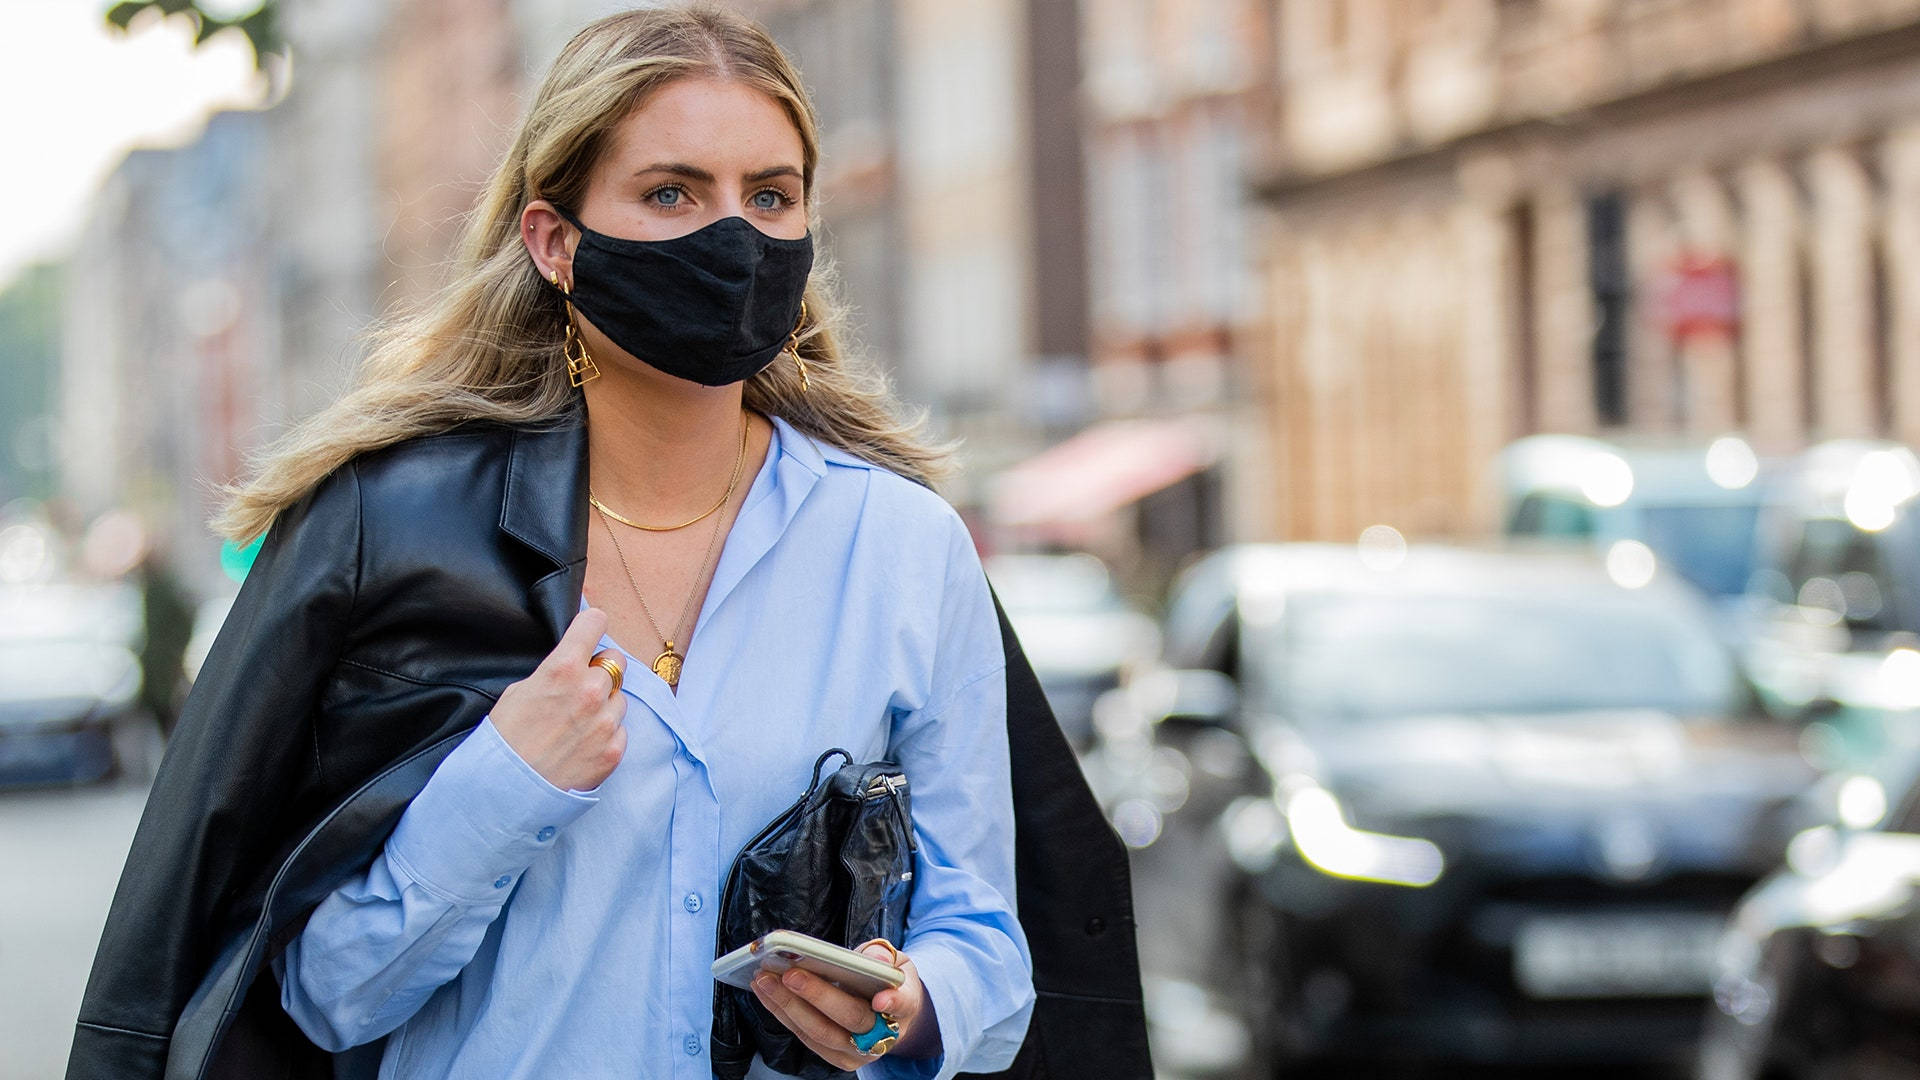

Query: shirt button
[[683, 1033, 701, 1056], [536, 826, 556, 842], [683, 892, 703, 913], [493, 874, 513, 889]]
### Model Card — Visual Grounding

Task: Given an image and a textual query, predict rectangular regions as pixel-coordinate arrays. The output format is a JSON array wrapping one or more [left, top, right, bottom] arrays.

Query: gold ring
[[854, 938, 903, 967], [588, 650, 623, 696]]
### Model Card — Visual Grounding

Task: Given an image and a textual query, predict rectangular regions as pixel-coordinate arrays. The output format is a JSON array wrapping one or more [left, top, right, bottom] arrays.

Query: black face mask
[[550, 205, 814, 387]]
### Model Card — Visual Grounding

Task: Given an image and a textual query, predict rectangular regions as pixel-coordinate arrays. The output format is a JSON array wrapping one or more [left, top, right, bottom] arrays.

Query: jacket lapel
[[498, 398, 591, 646]]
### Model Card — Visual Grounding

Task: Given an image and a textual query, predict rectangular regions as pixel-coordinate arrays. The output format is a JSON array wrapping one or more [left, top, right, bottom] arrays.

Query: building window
[[1587, 190, 1629, 427]]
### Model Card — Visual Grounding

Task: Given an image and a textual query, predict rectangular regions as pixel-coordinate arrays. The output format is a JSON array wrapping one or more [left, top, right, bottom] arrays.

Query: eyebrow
[[634, 162, 803, 184]]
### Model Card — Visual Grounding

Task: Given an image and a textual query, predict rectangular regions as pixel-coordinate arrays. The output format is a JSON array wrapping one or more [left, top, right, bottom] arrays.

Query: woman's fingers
[[748, 946, 925, 1067], [488, 606, 629, 792], [860, 942, 912, 1015], [752, 976, 870, 1069], [777, 968, 881, 1034], [542, 606, 608, 671]]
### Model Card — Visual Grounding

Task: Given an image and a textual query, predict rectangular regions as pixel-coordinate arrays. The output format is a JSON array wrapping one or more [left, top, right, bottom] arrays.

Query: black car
[[1135, 543, 1818, 1074], [1699, 750, 1920, 1080]]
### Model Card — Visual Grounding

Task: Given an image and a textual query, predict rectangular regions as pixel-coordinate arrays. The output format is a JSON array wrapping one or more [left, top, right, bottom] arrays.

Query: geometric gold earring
[[552, 270, 601, 387]]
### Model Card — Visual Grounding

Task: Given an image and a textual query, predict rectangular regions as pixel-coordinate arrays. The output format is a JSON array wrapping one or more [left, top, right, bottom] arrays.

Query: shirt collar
[[502, 400, 842, 650], [767, 414, 826, 478]]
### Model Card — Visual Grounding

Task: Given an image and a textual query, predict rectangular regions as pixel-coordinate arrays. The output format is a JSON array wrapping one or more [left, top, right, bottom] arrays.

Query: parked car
[[0, 581, 146, 786], [1138, 543, 1818, 1074], [1740, 441, 1920, 764], [985, 552, 1158, 750], [1699, 745, 1920, 1080], [1500, 434, 1779, 645]]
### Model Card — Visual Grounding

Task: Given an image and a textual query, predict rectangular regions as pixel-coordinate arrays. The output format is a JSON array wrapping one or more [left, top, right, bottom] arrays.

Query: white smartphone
[[712, 930, 905, 999]]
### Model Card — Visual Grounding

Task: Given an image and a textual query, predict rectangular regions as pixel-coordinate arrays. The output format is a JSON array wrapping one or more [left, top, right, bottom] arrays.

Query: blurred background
[[12, 0, 1920, 1077]]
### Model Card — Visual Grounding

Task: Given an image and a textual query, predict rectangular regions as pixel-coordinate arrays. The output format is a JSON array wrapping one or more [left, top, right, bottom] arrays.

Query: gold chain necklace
[[595, 497, 728, 689], [589, 415, 748, 532], [590, 415, 749, 688]]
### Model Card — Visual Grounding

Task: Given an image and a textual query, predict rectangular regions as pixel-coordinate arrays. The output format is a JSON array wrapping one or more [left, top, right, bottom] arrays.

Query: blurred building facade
[[62, 109, 277, 593], [748, 0, 1275, 592], [1257, 0, 1920, 542], [59, 0, 607, 595], [0, 264, 62, 505], [1073, 0, 1273, 583], [740, 0, 1080, 510], [79, 0, 1920, 598]]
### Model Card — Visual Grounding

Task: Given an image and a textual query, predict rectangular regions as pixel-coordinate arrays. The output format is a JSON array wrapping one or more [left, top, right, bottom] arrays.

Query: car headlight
[[1284, 786, 1445, 888]]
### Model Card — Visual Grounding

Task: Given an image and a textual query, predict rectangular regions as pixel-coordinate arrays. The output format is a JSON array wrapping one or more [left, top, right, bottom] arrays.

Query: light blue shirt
[[271, 416, 1033, 1080]]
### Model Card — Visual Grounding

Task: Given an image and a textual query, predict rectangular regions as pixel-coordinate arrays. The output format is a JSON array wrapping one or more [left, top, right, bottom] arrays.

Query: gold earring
[[785, 299, 809, 392], [552, 270, 601, 387]]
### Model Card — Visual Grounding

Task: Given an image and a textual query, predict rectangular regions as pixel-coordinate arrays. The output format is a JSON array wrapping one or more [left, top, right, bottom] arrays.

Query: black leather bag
[[710, 748, 916, 1079]]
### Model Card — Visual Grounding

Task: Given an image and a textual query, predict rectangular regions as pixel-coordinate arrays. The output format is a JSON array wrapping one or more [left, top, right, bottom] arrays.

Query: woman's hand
[[752, 942, 937, 1069], [489, 607, 629, 792]]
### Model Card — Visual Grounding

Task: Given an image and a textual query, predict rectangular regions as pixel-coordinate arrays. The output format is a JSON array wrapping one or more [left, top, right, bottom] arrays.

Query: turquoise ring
[[849, 1010, 900, 1056]]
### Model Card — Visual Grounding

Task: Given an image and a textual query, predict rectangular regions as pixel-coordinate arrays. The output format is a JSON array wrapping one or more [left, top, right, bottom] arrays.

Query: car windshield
[[1254, 590, 1743, 721], [1635, 502, 1761, 598]]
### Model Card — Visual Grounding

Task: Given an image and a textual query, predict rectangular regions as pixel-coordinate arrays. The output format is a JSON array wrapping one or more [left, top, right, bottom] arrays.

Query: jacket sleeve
[[273, 715, 597, 1050], [65, 463, 364, 1080]]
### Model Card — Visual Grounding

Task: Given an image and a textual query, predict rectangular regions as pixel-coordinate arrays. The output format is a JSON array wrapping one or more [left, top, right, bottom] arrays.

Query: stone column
[[1532, 184, 1596, 433], [1806, 144, 1879, 437], [1454, 193, 1514, 535], [1879, 125, 1920, 447], [1296, 230, 1349, 540], [1251, 215, 1302, 540], [1735, 157, 1806, 451]]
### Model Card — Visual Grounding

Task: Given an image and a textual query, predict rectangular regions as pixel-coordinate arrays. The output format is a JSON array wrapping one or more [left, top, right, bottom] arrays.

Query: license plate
[[1513, 912, 1723, 999]]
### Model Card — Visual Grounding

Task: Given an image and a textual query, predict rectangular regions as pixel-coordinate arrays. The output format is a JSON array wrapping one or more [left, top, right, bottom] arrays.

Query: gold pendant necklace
[[596, 499, 727, 688], [589, 416, 748, 532], [591, 415, 747, 688]]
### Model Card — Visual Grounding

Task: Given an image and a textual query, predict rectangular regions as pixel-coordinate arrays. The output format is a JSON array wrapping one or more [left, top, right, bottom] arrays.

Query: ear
[[521, 199, 577, 287]]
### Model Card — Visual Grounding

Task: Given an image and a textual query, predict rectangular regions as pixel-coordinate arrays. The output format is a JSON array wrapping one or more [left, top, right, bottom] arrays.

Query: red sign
[[1655, 254, 1740, 342]]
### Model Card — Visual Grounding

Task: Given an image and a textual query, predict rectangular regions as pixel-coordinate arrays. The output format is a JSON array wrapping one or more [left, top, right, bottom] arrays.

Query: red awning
[[988, 416, 1220, 528]]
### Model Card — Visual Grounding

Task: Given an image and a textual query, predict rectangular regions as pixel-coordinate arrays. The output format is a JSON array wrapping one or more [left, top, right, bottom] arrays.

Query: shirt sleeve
[[865, 516, 1035, 1080], [273, 715, 599, 1050]]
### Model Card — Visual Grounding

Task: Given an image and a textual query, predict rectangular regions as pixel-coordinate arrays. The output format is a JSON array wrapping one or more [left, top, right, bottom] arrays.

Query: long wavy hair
[[211, 4, 950, 545]]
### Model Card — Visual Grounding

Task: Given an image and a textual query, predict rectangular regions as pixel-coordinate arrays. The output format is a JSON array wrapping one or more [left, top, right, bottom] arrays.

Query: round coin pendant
[[651, 646, 683, 688]]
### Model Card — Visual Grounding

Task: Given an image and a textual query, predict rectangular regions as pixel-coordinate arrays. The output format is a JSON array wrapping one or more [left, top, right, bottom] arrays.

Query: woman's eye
[[752, 188, 796, 211], [647, 185, 686, 208]]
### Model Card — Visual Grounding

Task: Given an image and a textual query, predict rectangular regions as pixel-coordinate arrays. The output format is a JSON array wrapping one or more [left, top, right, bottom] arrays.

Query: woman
[[66, 7, 1147, 1080]]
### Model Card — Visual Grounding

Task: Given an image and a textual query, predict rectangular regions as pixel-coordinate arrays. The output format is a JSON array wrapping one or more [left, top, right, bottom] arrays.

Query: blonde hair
[[212, 3, 950, 545]]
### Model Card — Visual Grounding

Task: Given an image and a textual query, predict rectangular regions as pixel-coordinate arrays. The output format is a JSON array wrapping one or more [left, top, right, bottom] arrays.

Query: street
[[1, 772, 148, 1080]]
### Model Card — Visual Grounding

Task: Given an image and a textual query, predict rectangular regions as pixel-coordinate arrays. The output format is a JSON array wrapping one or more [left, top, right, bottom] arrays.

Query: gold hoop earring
[[784, 299, 809, 392], [552, 270, 601, 387]]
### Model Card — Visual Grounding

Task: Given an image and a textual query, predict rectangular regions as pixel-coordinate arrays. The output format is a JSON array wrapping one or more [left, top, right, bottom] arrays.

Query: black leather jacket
[[65, 401, 1150, 1080]]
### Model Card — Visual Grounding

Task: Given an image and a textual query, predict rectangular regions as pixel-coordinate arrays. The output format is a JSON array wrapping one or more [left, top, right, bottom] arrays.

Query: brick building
[[1255, 0, 1920, 542]]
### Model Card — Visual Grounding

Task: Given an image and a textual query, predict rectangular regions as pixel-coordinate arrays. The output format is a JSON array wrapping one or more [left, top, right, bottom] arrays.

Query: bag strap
[[805, 747, 853, 798]]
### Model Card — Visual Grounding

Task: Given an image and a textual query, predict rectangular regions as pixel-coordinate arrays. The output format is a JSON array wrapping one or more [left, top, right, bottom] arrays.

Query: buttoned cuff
[[384, 715, 599, 905]]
